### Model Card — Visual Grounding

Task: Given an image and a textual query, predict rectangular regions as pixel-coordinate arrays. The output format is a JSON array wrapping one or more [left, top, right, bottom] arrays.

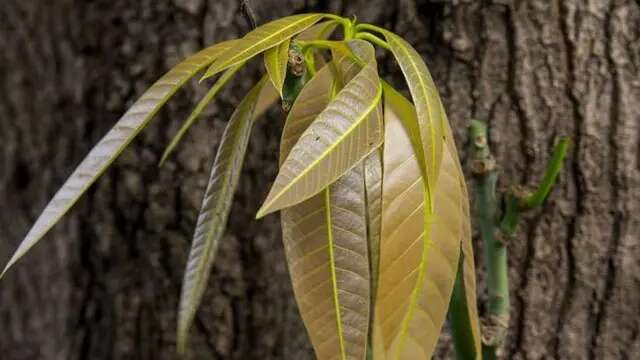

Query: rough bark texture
[[1, 0, 639, 359]]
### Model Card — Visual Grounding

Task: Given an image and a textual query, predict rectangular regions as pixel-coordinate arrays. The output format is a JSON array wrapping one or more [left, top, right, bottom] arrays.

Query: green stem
[[355, 32, 391, 51], [521, 138, 570, 210], [468, 120, 509, 360]]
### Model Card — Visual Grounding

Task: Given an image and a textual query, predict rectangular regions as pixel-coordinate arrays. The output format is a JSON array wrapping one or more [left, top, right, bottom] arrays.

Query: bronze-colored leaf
[[0, 40, 237, 278], [257, 40, 382, 218], [177, 77, 274, 354], [280, 66, 371, 359]]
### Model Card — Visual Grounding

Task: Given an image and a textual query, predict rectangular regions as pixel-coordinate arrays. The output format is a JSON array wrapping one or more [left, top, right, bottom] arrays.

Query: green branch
[[455, 120, 569, 360]]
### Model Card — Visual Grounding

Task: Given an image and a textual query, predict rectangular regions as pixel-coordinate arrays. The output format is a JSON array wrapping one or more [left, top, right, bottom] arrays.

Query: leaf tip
[[158, 152, 170, 168], [255, 205, 274, 220]]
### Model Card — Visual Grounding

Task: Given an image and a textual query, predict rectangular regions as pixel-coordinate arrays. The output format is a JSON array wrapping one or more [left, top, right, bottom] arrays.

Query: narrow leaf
[[375, 90, 463, 359], [264, 39, 290, 97], [177, 76, 273, 353], [445, 118, 482, 358], [0, 40, 237, 278], [160, 63, 243, 166], [257, 40, 382, 217], [280, 74, 370, 358], [381, 30, 446, 212], [202, 13, 325, 79]]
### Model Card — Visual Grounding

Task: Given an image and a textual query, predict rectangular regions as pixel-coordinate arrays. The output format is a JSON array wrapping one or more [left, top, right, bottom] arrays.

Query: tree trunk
[[1, 0, 638, 359]]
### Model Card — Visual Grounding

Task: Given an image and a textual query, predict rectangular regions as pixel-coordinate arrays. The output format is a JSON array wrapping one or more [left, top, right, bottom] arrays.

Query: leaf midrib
[[216, 14, 321, 72], [260, 73, 381, 214]]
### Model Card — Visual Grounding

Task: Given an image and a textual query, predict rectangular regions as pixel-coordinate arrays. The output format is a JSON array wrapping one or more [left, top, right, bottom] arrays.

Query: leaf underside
[[375, 89, 465, 360], [1, 40, 238, 278], [177, 76, 276, 354], [381, 30, 445, 211], [280, 63, 371, 360], [258, 40, 383, 217]]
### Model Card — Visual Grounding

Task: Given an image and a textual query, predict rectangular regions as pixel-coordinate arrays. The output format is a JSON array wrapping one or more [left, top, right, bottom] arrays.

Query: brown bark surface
[[1, 1, 639, 359]]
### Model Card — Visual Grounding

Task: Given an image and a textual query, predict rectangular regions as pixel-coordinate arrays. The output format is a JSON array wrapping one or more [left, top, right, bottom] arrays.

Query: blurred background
[[1, 0, 639, 359]]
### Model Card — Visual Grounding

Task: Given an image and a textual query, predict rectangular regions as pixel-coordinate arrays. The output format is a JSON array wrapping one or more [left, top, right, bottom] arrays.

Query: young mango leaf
[[380, 30, 446, 212], [160, 63, 243, 166], [391, 143, 464, 359], [202, 13, 325, 80], [264, 39, 290, 97], [280, 65, 335, 162], [0, 40, 237, 278], [444, 118, 482, 359], [257, 40, 382, 217], [177, 76, 275, 354], [295, 20, 339, 41], [375, 89, 462, 359], [280, 72, 371, 359]]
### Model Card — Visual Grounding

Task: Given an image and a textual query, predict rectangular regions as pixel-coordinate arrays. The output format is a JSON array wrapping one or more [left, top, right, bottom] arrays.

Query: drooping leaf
[[381, 30, 446, 212], [160, 63, 243, 166], [177, 76, 274, 354], [257, 40, 382, 218], [279, 71, 371, 359], [392, 143, 464, 359], [445, 118, 482, 359], [202, 13, 325, 80], [0, 40, 237, 278], [375, 89, 463, 359], [264, 39, 290, 97]]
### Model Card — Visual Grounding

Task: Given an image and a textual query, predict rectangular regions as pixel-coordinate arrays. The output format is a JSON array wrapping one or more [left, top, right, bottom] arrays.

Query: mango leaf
[[295, 20, 339, 41], [0, 40, 237, 278], [202, 13, 325, 80], [280, 64, 335, 163], [393, 143, 464, 359], [375, 89, 463, 359], [177, 76, 274, 354], [365, 150, 384, 360], [445, 117, 482, 359], [264, 39, 290, 97], [364, 150, 382, 302], [159, 63, 243, 166], [381, 30, 445, 212], [257, 40, 382, 218], [280, 70, 370, 359]]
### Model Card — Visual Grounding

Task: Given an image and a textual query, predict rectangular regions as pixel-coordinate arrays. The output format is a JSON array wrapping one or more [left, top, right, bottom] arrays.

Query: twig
[[240, 0, 258, 30]]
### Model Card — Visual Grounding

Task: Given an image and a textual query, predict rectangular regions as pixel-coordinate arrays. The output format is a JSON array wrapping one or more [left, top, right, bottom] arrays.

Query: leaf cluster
[[2, 13, 483, 360]]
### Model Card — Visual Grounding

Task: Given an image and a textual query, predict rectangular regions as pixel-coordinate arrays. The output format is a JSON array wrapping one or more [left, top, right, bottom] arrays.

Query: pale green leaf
[[280, 73, 370, 359], [264, 39, 290, 97], [176, 76, 273, 354], [0, 40, 237, 278], [257, 40, 382, 218], [381, 30, 446, 212], [295, 20, 338, 41], [202, 13, 325, 80]]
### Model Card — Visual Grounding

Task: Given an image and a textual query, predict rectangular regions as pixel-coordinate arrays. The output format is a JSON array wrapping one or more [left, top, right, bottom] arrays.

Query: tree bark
[[1, 0, 638, 359]]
